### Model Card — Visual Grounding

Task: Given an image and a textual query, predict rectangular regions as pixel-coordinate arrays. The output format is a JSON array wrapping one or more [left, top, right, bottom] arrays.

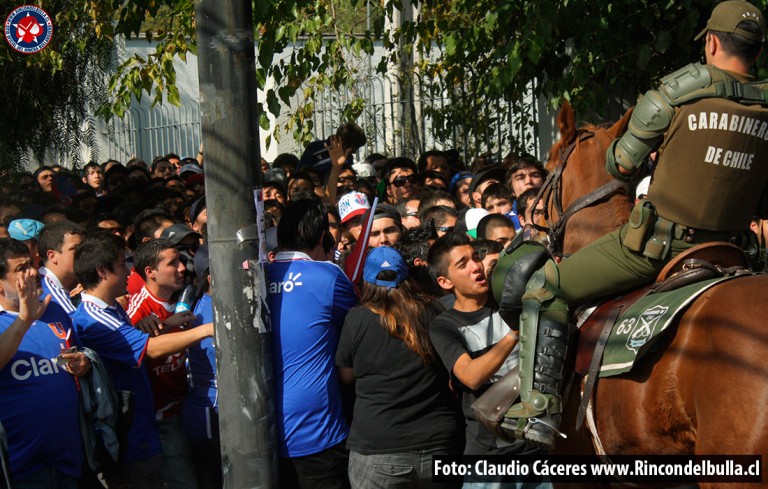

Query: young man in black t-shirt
[[428, 233, 547, 481]]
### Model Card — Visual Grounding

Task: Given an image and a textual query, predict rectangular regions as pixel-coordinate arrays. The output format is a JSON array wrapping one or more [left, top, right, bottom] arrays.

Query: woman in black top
[[336, 246, 463, 489]]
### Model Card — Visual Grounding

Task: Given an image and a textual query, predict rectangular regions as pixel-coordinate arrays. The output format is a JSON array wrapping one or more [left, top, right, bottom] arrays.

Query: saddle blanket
[[599, 276, 735, 377]]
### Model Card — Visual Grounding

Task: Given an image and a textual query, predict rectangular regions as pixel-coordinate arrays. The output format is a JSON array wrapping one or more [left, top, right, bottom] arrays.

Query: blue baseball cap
[[363, 246, 409, 289], [449, 170, 473, 194], [8, 219, 44, 241]]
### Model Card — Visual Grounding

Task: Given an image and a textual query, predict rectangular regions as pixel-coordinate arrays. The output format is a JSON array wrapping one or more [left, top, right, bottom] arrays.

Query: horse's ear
[[609, 107, 634, 138], [546, 101, 578, 165], [557, 101, 577, 143]]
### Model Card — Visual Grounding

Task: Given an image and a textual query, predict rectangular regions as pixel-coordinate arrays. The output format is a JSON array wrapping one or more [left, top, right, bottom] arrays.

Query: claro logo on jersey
[[269, 272, 303, 293], [10, 356, 63, 381], [4, 5, 53, 54]]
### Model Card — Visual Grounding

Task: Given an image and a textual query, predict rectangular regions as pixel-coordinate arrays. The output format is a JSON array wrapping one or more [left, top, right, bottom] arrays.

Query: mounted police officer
[[494, 0, 768, 450]]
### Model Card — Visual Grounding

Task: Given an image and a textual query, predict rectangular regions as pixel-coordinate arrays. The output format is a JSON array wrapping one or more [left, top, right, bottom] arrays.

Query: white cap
[[352, 162, 376, 179], [465, 208, 490, 238], [338, 191, 371, 224]]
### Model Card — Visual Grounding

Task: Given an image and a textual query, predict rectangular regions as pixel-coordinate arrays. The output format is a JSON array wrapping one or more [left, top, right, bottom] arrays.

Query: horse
[[540, 102, 768, 489]]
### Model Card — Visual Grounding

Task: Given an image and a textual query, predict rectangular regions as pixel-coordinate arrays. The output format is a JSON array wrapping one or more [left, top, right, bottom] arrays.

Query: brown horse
[[544, 102, 768, 489]]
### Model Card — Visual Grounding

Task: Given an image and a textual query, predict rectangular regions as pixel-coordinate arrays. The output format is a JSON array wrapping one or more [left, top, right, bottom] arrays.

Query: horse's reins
[[532, 129, 626, 257]]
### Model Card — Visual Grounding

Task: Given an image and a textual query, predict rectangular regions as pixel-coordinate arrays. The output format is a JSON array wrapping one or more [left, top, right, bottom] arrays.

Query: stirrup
[[529, 417, 567, 440], [500, 414, 567, 451]]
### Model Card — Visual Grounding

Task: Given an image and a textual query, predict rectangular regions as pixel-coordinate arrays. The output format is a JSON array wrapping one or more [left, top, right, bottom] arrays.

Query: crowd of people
[[0, 115, 766, 489], [0, 136, 563, 489], [265, 137, 562, 489]]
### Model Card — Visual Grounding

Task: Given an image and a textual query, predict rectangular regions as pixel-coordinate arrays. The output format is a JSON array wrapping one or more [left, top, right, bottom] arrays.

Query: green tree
[[248, 0, 766, 156], [214, 0, 768, 153], [0, 1, 109, 169], [0, 0, 187, 170], [5, 0, 768, 168]]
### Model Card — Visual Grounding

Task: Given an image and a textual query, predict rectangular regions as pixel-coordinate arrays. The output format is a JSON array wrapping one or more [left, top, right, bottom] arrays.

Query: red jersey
[[126, 270, 145, 297], [127, 286, 187, 420]]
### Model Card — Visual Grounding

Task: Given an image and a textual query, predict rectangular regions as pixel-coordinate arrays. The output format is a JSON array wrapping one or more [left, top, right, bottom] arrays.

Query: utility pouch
[[643, 217, 675, 261], [623, 200, 656, 252]]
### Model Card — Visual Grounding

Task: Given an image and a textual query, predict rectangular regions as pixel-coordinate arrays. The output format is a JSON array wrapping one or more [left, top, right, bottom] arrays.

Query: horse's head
[[537, 101, 634, 256], [546, 101, 632, 174]]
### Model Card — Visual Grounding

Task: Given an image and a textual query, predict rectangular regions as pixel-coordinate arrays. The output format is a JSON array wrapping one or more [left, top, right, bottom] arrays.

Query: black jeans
[[278, 443, 350, 489]]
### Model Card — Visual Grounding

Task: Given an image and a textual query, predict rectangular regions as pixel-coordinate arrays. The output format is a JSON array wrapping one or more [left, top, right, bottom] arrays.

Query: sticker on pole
[[5, 5, 53, 54]]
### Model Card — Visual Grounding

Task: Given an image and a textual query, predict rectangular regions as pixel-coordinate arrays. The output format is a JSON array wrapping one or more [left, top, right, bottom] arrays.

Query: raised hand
[[17, 269, 49, 324], [327, 135, 348, 169]]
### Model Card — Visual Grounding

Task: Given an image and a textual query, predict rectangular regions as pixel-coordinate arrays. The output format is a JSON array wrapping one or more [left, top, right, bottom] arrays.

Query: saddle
[[653, 241, 751, 291], [573, 241, 752, 429], [576, 241, 751, 374]]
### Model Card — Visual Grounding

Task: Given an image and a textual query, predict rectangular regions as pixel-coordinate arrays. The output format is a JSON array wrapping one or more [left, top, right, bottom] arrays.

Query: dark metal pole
[[194, 1, 277, 487]]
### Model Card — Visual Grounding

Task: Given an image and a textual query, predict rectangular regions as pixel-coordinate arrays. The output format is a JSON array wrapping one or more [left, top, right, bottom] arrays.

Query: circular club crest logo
[[5, 5, 53, 54]]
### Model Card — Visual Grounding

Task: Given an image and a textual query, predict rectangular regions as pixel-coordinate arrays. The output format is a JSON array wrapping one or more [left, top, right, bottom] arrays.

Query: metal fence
[[103, 102, 202, 163], [292, 73, 541, 163], [102, 74, 541, 165]]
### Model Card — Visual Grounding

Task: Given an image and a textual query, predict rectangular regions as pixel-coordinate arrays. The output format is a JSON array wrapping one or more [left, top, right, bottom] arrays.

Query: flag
[[344, 196, 378, 283]]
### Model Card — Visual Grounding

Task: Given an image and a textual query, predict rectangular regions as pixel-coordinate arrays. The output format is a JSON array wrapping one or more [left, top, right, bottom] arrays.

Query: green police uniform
[[496, 62, 768, 450], [561, 64, 768, 303]]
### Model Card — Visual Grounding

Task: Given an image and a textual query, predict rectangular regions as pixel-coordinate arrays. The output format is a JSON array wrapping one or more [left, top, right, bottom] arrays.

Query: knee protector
[[518, 261, 569, 399]]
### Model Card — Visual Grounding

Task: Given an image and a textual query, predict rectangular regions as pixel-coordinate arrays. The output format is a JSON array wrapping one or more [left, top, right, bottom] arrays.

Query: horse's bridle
[[531, 129, 626, 258]]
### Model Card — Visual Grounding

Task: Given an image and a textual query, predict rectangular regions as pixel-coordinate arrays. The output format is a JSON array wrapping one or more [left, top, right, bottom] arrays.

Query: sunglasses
[[436, 226, 455, 233], [390, 174, 419, 188], [338, 176, 357, 184]]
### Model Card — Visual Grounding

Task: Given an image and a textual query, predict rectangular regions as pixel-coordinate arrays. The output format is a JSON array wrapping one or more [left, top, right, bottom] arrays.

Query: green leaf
[[527, 39, 542, 64], [256, 68, 267, 88], [444, 35, 457, 56], [484, 11, 498, 30], [167, 85, 181, 106], [259, 112, 271, 131], [266, 89, 281, 118], [509, 46, 523, 77], [278, 86, 294, 105]]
